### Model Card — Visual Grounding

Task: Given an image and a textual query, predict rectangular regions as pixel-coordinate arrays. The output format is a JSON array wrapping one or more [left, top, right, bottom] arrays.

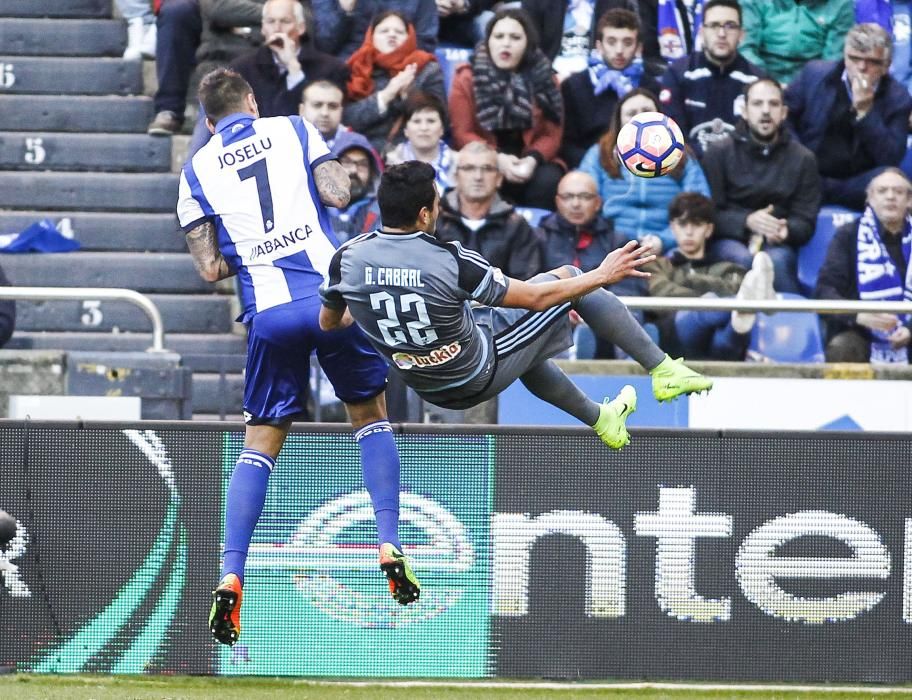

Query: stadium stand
[[0, 0, 245, 417], [747, 292, 826, 364], [797, 205, 862, 296]]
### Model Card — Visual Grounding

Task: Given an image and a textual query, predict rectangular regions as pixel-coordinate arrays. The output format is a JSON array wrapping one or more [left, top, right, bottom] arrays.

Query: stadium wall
[[1, 421, 909, 682]]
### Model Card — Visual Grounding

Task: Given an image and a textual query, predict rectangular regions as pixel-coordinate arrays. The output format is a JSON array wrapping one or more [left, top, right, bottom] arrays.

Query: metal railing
[[618, 296, 912, 315], [0, 287, 166, 352]]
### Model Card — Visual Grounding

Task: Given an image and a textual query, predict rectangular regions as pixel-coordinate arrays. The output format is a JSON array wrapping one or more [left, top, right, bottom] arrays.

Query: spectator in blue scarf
[[560, 8, 662, 168]]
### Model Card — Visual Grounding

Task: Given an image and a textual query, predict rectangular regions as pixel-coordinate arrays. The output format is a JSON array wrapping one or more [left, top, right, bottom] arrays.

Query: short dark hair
[[198, 68, 253, 123], [370, 9, 410, 33], [744, 77, 784, 101], [301, 79, 344, 104], [596, 8, 640, 40], [668, 192, 715, 224], [378, 161, 437, 228], [703, 0, 742, 25], [485, 8, 539, 69], [402, 91, 446, 124]]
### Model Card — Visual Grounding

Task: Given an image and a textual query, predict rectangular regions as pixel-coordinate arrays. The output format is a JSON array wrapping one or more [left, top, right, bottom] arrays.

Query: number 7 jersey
[[177, 113, 340, 322], [320, 230, 509, 395]]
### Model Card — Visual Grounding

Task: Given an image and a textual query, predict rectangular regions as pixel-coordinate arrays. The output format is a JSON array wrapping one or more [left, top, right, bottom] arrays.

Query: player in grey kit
[[320, 161, 712, 448]]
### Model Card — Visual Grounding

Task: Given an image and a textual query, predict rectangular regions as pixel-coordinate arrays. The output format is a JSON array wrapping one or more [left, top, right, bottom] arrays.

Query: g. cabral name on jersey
[[364, 267, 424, 287]]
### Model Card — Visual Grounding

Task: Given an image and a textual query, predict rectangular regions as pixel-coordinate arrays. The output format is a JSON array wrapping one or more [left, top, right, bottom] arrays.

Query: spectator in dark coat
[[815, 168, 912, 363], [701, 78, 821, 293], [312, 0, 438, 60], [230, 0, 349, 118], [328, 130, 384, 242], [438, 0, 497, 48], [435, 141, 542, 280], [658, 0, 767, 157], [636, 0, 699, 75], [0, 263, 15, 348], [560, 7, 661, 168], [785, 23, 912, 210], [539, 170, 647, 358]]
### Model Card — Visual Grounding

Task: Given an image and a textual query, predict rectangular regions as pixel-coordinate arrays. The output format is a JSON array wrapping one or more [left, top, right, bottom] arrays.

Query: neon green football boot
[[379, 543, 421, 605], [592, 384, 637, 450], [650, 354, 713, 403]]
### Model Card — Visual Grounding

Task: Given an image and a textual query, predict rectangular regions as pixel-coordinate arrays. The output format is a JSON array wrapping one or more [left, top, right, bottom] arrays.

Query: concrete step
[[181, 353, 246, 373], [0, 251, 213, 293], [16, 293, 236, 334], [192, 372, 245, 416], [7, 331, 247, 355], [0, 212, 183, 252], [0, 95, 153, 133], [0, 0, 110, 18], [0, 132, 170, 172], [0, 171, 178, 212], [0, 18, 124, 56], [0, 56, 141, 95]]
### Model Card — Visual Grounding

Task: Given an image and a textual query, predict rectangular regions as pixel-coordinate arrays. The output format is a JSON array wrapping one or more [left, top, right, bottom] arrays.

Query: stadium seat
[[515, 207, 552, 227], [0, 95, 154, 133], [797, 205, 860, 296], [0, 171, 178, 211], [0, 18, 124, 56], [0, 212, 184, 252], [0, 56, 142, 95], [0, 132, 171, 172], [0, 0, 110, 18], [434, 44, 472, 94], [747, 292, 825, 363], [0, 252, 211, 293]]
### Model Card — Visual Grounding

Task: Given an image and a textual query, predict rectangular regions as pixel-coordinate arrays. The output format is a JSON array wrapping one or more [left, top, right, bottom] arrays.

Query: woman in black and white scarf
[[448, 7, 566, 210]]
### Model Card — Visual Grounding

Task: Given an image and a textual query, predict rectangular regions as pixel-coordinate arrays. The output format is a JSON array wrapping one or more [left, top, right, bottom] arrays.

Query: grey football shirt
[[320, 230, 509, 394]]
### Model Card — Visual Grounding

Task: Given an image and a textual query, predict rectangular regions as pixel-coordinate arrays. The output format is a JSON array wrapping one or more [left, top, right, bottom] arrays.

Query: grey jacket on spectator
[[343, 61, 446, 153], [435, 189, 542, 281], [701, 121, 821, 248], [311, 0, 439, 59]]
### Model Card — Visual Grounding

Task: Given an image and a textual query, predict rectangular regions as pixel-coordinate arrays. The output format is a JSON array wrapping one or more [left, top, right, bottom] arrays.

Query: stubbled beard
[[349, 175, 369, 201]]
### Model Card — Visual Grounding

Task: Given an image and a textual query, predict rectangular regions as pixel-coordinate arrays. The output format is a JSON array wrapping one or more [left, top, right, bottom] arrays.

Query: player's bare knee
[[243, 421, 291, 459], [345, 392, 389, 429]]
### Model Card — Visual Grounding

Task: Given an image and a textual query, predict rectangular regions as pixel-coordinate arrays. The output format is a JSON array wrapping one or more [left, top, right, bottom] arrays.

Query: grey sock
[[575, 288, 666, 370], [520, 360, 600, 426]]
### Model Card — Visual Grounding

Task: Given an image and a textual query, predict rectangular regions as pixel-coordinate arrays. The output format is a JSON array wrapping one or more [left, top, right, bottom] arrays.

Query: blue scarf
[[401, 140, 456, 191], [658, 0, 703, 63], [856, 206, 912, 363], [588, 55, 644, 97], [855, 0, 893, 30]]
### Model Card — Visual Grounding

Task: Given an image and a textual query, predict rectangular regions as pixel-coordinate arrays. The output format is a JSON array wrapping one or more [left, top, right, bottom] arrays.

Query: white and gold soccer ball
[[616, 111, 685, 178]]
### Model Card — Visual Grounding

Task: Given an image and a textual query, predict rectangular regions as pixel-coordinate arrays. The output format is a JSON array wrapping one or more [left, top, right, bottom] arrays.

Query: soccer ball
[[616, 111, 685, 178]]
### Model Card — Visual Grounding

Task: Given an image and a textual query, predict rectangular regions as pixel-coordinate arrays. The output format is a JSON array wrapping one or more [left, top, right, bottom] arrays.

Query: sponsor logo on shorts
[[392, 341, 462, 370]]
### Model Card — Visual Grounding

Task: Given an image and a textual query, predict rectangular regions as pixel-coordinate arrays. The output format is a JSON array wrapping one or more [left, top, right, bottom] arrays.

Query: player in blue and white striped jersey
[[177, 69, 419, 647], [321, 161, 713, 450]]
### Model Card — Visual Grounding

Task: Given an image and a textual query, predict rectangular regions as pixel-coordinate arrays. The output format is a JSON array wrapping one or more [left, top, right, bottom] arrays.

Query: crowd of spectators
[[136, 0, 912, 365]]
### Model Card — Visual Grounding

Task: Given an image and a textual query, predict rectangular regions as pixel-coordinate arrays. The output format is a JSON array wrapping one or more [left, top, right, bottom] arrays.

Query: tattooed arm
[[185, 221, 233, 282], [313, 159, 351, 208]]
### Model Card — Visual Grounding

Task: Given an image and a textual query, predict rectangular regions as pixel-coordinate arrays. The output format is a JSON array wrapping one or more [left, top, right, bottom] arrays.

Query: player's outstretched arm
[[319, 304, 355, 331], [501, 240, 654, 311], [313, 160, 351, 208], [185, 221, 234, 282]]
